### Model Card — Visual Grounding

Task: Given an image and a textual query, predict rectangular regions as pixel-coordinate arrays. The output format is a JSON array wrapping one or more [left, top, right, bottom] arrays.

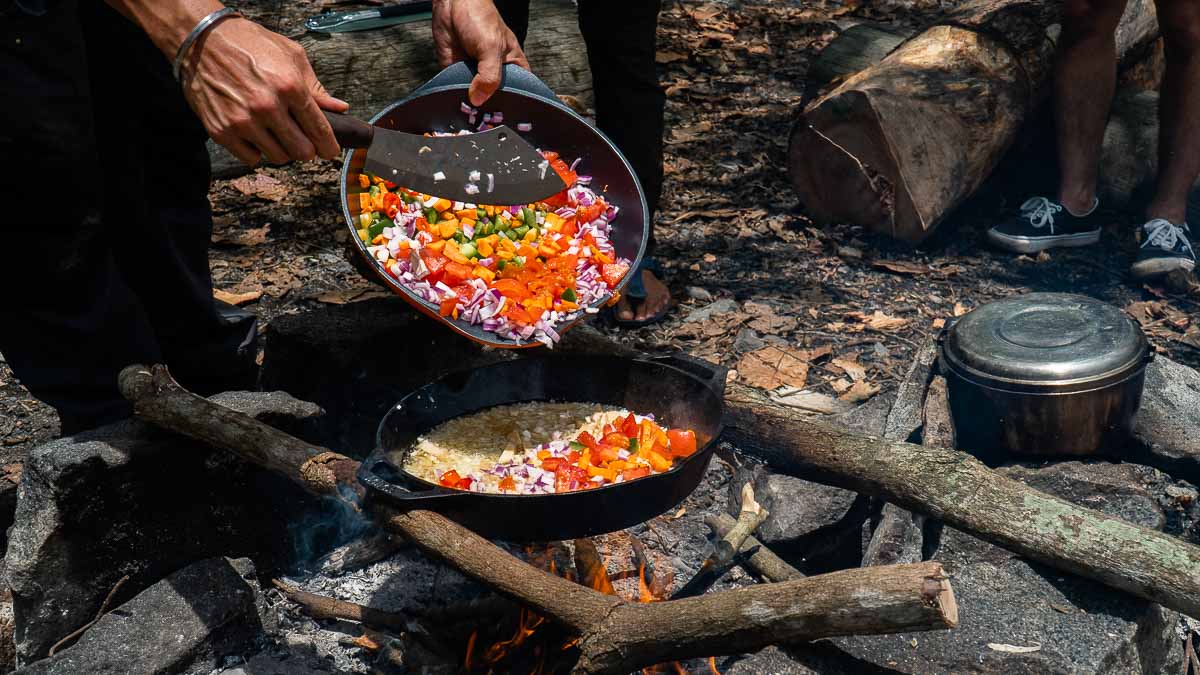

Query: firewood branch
[[118, 364, 958, 674]]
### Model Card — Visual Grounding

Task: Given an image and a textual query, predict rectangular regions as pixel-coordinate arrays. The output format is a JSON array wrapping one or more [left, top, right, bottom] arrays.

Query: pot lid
[[942, 293, 1147, 386]]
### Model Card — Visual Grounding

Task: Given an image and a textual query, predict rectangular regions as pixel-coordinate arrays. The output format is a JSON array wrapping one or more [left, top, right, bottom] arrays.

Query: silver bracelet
[[172, 7, 240, 82]]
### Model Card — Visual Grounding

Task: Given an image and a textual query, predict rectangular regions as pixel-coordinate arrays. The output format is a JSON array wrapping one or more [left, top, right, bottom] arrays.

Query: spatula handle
[[324, 111, 375, 149]]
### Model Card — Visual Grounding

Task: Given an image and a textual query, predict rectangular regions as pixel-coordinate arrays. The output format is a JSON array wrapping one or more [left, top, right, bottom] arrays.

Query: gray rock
[[683, 298, 738, 323], [1131, 356, 1200, 483], [727, 467, 865, 574], [6, 393, 329, 665], [15, 557, 272, 675], [725, 646, 821, 674], [861, 503, 925, 566], [830, 390, 896, 438], [829, 460, 1184, 674]]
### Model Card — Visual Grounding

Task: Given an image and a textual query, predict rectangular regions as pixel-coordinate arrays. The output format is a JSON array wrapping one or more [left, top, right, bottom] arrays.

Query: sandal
[[611, 257, 671, 328]]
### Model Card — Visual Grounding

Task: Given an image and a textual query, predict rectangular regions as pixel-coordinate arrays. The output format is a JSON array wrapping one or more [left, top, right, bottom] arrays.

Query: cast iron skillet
[[357, 354, 725, 541], [339, 62, 649, 348]]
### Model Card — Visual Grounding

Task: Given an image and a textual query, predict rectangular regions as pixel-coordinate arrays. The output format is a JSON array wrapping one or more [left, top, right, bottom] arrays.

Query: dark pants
[[496, 0, 665, 253], [0, 1, 255, 434]]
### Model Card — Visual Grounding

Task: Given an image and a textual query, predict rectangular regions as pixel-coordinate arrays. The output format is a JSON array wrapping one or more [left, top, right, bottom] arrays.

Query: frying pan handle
[[357, 456, 474, 504], [324, 111, 375, 149], [651, 353, 728, 398], [413, 61, 559, 102]]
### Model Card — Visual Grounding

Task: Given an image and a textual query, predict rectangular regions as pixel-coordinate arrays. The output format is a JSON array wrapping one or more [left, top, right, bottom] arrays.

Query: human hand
[[432, 0, 530, 106], [179, 17, 350, 166]]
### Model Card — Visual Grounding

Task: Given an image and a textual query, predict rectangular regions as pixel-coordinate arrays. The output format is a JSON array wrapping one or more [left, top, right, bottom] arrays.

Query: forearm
[[104, 0, 224, 60]]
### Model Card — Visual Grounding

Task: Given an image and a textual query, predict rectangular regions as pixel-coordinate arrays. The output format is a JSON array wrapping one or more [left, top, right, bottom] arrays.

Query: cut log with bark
[[807, 25, 1193, 219], [209, 0, 595, 178], [789, 0, 1159, 242], [117, 364, 957, 675]]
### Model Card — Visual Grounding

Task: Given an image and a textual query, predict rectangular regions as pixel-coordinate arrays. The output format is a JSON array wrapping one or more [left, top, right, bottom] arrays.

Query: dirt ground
[[2, 0, 1198, 455]]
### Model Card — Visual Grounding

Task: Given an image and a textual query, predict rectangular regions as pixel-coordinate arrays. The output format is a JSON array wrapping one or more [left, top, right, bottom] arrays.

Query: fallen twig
[[670, 483, 768, 599], [705, 513, 804, 582], [272, 578, 411, 633], [48, 574, 130, 656]]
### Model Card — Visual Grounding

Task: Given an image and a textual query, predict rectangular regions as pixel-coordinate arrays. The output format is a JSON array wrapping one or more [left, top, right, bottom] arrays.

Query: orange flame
[[709, 656, 721, 674]]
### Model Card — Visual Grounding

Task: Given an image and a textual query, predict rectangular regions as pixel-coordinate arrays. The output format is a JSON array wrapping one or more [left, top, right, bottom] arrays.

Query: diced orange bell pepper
[[602, 432, 630, 449], [439, 297, 457, 317], [443, 245, 471, 265], [592, 444, 620, 464], [433, 198, 453, 212], [537, 449, 551, 460], [426, 240, 446, 254], [505, 305, 534, 324], [541, 457, 564, 472], [455, 209, 478, 220], [358, 174, 371, 189], [472, 266, 495, 282], [438, 219, 459, 239], [359, 193, 373, 212], [498, 476, 516, 492], [638, 420, 658, 454], [477, 240, 494, 258], [586, 465, 617, 482], [640, 449, 673, 473]]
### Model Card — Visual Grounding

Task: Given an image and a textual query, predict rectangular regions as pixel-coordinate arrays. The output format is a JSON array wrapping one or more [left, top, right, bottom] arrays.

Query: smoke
[[287, 483, 372, 571]]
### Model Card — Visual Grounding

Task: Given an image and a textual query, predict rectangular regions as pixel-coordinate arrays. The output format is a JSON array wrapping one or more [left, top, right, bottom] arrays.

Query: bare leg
[[1147, 0, 1200, 225], [1055, 0, 1128, 214]]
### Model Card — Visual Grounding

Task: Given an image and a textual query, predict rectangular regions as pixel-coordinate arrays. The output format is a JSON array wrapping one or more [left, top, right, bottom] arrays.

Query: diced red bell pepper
[[602, 432, 630, 449], [621, 466, 651, 482], [541, 457, 565, 472], [493, 278, 532, 300], [601, 262, 630, 288], [505, 304, 535, 325], [576, 199, 606, 225], [566, 450, 582, 464], [577, 431, 600, 451], [439, 470, 462, 487], [455, 476, 473, 490], [667, 429, 698, 457], [554, 464, 588, 493], [443, 261, 473, 286], [620, 413, 639, 438], [439, 297, 457, 317], [592, 444, 620, 464], [452, 282, 475, 300], [382, 192, 402, 218], [420, 249, 448, 284]]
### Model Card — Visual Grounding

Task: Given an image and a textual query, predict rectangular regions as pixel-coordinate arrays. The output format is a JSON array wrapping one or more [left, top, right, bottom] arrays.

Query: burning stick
[[272, 579, 412, 633], [315, 530, 406, 576], [671, 483, 768, 599], [573, 539, 616, 595], [118, 364, 959, 675], [704, 513, 804, 582]]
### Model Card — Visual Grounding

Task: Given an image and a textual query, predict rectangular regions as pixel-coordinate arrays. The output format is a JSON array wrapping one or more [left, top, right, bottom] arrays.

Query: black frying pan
[[339, 62, 650, 348], [357, 354, 726, 541]]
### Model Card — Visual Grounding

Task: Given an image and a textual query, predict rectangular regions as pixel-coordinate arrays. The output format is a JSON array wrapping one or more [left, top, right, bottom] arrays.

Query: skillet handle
[[324, 111, 375, 149], [651, 353, 728, 398], [413, 61, 559, 102], [357, 456, 475, 504]]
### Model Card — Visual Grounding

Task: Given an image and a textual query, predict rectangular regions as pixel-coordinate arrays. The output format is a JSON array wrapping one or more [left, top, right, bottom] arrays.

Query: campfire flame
[[463, 541, 719, 674]]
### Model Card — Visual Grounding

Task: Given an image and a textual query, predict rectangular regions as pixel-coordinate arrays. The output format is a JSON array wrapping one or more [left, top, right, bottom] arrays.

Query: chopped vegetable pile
[[436, 411, 699, 494], [354, 115, 630, 347]]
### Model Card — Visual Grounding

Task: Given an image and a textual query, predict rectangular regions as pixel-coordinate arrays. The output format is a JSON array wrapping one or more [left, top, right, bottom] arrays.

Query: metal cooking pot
[[338, 62, 649, 348], [939, 293, 1153, 456]]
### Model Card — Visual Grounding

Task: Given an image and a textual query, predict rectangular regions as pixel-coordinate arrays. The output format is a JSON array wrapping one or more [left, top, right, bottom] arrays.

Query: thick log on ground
[[209, 0, 594, 177], [722, 384, 1200, 620], [117, 364, 957, 675], [806, 24, 1189, 216], [789, 0, 1158, 242]]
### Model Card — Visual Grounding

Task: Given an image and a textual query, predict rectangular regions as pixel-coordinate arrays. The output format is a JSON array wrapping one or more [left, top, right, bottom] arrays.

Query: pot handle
[[412, 61, 559, 102], [357, 455, 475, 504], [650, 353, 729, 398]]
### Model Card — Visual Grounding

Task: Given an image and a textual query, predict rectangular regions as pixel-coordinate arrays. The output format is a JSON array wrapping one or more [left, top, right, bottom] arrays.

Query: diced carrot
[[640, 449, 673, 473], [426, 240, 446, 253], [438, 219, 459, 239], [621, 467, 650, 482], [499, 238, 518, 253], [477, 240, 494, 258], [443, 245, 470, 265], [433, 198, 453, 212], [498, 476, 516, 492], [358, 174, 370, 189], [359, 193, 373, 212], [586, 465, 617, 482], [472, 266, 495, 282], [455, 209, 478, 220], [537, 449, 551, 460], [371, 234, 386, 245]]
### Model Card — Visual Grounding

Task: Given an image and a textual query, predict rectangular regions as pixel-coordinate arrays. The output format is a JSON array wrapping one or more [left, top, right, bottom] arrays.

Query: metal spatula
[[324, 111, 567, 204]]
